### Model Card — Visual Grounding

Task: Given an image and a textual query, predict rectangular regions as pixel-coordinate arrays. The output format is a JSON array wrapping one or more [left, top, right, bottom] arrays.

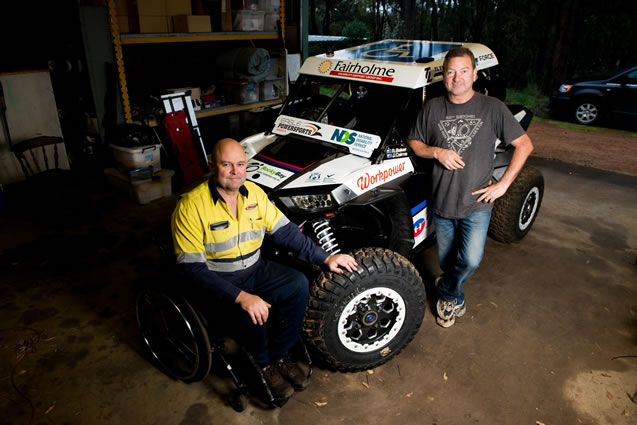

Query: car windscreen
[[280, 75, 413, 139]]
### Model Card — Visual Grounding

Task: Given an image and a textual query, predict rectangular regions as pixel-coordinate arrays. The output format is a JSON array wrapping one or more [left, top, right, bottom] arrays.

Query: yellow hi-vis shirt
[[171, 180, 289, 274]]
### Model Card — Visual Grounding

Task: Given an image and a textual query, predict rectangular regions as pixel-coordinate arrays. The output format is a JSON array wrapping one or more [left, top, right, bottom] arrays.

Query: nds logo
[[331, 129, 357, 145]]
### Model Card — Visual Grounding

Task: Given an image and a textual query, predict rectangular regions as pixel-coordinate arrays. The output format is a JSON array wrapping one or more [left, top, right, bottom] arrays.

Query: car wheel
[[573, 99, 601, 125], [304, 247, 425, 372], [489, 166, 544, 243]]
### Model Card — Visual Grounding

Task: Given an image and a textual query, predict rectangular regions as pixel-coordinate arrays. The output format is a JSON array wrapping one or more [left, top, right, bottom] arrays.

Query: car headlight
[[280, 193, 334, 213], [558, 84, 572, 93]]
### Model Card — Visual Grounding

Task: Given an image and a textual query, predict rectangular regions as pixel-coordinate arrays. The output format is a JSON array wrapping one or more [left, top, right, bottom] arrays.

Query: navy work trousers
[[198, 259, 310, 366]]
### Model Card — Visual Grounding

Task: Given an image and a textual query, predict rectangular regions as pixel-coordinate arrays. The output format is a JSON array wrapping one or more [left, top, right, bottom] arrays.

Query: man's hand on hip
[[325, 254, 358, 274], [235, 291, 271, 325], [472, 180, 509, 203]]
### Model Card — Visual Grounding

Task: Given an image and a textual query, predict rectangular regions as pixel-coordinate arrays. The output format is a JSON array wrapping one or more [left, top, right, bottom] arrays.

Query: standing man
[[408, 47, 533, 328], [171, 138, 357, 405]]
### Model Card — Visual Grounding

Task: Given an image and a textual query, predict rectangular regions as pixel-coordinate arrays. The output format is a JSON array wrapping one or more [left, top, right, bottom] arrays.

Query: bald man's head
[[209, 138, 247, 195]]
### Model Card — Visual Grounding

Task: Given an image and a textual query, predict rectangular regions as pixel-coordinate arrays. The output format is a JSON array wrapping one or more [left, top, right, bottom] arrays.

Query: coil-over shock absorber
[[311, 219, 341, 255]]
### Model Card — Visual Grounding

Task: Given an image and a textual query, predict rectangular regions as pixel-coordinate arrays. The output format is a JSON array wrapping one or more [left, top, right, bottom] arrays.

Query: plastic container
[[233, 10, 265, 31], [105, 168, 174, 205], [259, 0, 280, 12], [266, 56, 283, 80], [264, 12, 279, 32], [110, 144, 161, 172], [220, 80, 260, 104], [260, 79, 283, 101]]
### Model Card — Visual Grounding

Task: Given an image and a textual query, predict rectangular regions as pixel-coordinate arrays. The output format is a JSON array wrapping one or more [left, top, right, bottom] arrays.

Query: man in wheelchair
[[171, 138, 357, 405]]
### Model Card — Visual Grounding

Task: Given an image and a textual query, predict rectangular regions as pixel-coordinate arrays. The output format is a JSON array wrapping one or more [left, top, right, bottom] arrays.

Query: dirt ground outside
[[527, 119, 637, 176]]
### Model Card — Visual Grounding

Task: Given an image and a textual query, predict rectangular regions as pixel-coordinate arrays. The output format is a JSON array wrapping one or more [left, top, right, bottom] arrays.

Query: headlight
[[558, 84, 572, 93], [280, 193, 334, 213]]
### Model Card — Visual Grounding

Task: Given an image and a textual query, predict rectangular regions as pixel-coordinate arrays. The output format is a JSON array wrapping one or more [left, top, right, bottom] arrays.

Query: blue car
[[549, 66, 637, 126]]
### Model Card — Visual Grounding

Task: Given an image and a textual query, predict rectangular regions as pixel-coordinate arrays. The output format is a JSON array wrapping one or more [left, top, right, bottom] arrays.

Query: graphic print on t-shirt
[[438, 117, 483, 154]]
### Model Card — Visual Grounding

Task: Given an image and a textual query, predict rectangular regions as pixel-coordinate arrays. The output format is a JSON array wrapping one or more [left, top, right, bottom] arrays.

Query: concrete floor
[[1, 157, 636, 425]]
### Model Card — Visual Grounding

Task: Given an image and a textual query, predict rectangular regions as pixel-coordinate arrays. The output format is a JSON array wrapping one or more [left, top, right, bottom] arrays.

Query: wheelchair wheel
[[136, 289, 212, 383]]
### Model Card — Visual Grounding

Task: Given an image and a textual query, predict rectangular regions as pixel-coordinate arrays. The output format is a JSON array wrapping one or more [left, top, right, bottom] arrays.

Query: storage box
[[264, 12, 279, 32], [166, 0, 192, 16], [164, 86, 202, 110], [110, 143, 162, 172], [172, 15, 211, 33], [220, 80, 259, 104], [259, 0, 280, 12], [240, 0, 260, 10], [115, 15, 130, 33], [266, 56, 283, 80], [132, 0, 166, 16], [233, 10, 264, 31], [138, 15, 169, 33], [105, 168, 174, 205], [260, 79, 283, 101]]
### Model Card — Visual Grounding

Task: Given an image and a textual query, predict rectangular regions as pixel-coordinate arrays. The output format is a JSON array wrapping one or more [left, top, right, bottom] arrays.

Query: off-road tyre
[[304, 247, 425, 372], [489, 166, 544, 243]]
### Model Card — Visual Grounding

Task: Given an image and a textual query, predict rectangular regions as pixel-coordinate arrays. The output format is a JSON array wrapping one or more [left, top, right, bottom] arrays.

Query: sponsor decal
[[331, 129, 376, 151], [274, 117, 323, 137], [274, 115, 381, 158], [318, 60, 333, 74], [247, 160, 294, 188], [329, 60, 396, 83], [385, 146, 408, 159], [307, 172, 321, 182], [414, 218, 426, 237], [356, 161, 406, 191], [323, 173, 336, 183]]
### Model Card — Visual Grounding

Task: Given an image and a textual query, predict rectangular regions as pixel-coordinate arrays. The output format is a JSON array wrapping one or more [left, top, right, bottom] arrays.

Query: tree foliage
[[309, 0, 637, 93]]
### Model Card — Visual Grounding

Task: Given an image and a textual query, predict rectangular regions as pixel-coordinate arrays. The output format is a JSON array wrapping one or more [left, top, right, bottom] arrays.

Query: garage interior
[[1, 1, 636, 425]]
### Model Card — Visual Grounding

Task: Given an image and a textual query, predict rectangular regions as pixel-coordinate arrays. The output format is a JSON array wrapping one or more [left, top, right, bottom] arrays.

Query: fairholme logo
[[356, 161, 406, 190], [318, 60, 332, 74], [332, 60, 396, 78]]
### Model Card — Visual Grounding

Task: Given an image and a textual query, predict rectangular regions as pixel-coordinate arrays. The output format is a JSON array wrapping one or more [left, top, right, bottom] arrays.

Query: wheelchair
[[135, 265, 313, 411]]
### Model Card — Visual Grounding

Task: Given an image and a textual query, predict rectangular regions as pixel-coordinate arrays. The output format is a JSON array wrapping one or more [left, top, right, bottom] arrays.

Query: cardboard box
[[166, 0, 192, 16], [132, 0, 166, 16], [164, 87, 202, 110], [220, 0, 232, 31], [138, 15, 169, 33], [105, 168, 174, 205], [172, 15, 211, 33], [115, 15, 130, 33]]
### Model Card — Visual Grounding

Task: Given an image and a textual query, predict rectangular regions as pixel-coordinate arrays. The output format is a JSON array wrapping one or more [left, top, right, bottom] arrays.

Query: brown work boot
[[262, 364, 294, 406], [276, 356, 309, 391]]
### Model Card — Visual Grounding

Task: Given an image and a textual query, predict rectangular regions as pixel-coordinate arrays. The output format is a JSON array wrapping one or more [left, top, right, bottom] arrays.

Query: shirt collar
[[208, 178, 249, 204]]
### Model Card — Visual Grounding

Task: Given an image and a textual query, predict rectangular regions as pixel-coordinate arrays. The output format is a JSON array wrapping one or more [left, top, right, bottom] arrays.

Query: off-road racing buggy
[[240, 40, 544, 372]]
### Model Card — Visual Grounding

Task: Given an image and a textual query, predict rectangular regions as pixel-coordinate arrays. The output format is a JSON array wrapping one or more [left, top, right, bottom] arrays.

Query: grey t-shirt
[[408, 92, 525, 219]]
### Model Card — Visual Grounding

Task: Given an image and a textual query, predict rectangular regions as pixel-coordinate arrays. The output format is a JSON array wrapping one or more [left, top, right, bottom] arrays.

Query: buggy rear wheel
[[489, 166, 544, 243]]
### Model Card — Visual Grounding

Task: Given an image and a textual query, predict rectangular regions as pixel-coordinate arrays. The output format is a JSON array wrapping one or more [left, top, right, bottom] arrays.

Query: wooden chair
[[13, 136, 66, 179]]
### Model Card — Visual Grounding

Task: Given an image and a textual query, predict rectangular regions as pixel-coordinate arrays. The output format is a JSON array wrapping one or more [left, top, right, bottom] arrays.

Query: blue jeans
[[433, 210, 492, 304]]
